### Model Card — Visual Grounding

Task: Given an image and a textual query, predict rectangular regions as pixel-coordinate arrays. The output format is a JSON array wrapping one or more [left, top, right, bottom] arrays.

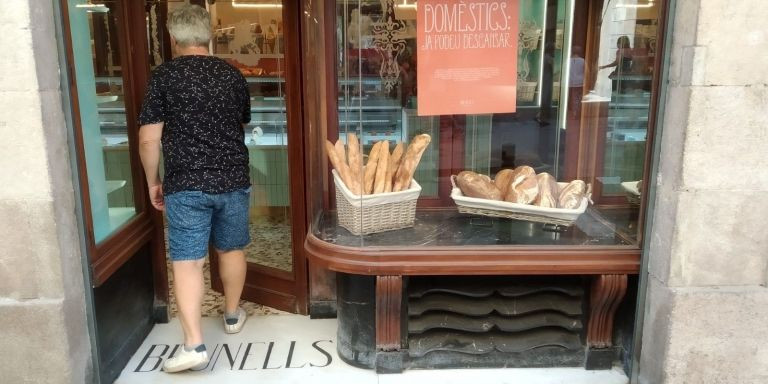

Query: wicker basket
[[333, 170, 421, 235], [450, 176, 590, 226], [517, 81, 538, 102]]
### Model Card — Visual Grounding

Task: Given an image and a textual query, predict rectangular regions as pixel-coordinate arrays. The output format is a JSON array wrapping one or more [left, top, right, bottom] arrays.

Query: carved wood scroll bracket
[[586, 274, 628, 348], [376, 275, 403, 352]]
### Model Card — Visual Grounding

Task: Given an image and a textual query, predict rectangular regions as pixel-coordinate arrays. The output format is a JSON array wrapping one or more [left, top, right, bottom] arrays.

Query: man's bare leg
[[217, 249, 247, 314], [172, 259, 205, 346]]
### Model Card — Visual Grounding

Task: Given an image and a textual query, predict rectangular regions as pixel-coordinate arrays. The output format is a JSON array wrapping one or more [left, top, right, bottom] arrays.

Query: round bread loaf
[[533, 172, 559, 208], [456, 171, 502, 200], [504, 174, 539, 204], [494, 169, 515, 196], [558, 179, 586, 209], [510, 165, 535, 186]]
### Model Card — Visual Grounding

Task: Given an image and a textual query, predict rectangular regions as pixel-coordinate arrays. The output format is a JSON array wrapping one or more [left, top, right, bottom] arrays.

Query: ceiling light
[[75, 1, 109, 13], [616, 1, 654, 8], [232, 1, 282, 8]]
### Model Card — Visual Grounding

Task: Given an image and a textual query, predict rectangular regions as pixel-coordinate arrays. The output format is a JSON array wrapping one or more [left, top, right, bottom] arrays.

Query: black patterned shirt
[[138, 55, 251, 195]]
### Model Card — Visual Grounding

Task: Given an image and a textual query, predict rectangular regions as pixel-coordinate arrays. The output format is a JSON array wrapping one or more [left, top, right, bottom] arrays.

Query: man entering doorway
[[138, 4, 251, 373]]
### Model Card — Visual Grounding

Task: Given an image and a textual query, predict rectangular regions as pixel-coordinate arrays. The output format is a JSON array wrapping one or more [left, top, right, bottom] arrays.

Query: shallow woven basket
[[456, 206, 576, 226], [333, 171, 420, 235], [450, 176, 590, 227]]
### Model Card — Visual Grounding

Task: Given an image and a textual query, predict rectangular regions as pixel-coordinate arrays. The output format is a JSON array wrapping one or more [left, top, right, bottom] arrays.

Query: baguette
[[347, 133, 363, 190], [363, 141, 383, 194], [533, 172, 559, 208], [558, 179, 586, 209], [334, 140, 346, 166], [385, 142, 404, 192], [393, 134, 431, 192], [325, 140, 359, 194], [456, 171, 502, 200], [373, 141, 390, 194]]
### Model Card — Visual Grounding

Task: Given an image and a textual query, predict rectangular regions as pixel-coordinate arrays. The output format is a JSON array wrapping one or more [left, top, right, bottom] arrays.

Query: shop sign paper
[[417, 0, 519, 116]]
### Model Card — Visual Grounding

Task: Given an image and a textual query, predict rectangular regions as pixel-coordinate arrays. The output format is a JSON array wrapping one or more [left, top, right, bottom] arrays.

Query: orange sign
[[417, 0, 519, 116]]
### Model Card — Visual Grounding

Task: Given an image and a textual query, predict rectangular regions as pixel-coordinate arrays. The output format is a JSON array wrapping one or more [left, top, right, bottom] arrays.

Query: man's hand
[[148, 184, 165, 211], [139, 122, 164, 211]]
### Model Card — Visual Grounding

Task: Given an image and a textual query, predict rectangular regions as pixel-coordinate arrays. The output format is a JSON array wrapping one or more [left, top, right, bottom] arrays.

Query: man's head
[[167, 4, 211, 48]]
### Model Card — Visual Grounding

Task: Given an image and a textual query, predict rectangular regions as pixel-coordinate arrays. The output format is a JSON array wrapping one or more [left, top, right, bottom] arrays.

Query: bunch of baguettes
[[456, 166, 587, 209], [325, 133, 431, 195]]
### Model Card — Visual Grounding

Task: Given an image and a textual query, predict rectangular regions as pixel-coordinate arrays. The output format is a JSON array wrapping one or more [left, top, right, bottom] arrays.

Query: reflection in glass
[[318, 0, 661, 247], [147, 0, 292, 271], [68, 0, 136, 243]]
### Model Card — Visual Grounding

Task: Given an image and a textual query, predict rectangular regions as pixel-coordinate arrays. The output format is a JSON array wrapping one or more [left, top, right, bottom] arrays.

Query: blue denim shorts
[[165, 187, 251, 261]]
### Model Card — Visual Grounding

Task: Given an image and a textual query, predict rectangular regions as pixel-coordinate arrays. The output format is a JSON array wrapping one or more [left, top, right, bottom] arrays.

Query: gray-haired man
[[138, 4, 251, 373]]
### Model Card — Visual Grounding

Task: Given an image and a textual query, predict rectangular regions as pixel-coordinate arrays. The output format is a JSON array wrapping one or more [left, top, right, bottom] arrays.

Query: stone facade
[[639, 0, 768, 383], [0, 0, 92, 383]]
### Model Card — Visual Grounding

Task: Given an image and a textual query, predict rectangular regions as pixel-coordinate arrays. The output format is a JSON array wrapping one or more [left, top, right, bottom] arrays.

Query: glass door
[[143, 0, 306, 313], [67, 0, 140, 243]]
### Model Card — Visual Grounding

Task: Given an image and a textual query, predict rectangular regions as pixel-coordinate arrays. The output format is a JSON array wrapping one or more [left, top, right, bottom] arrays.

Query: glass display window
[[311, 0, 662, 249], [66, 0, 138, 243]]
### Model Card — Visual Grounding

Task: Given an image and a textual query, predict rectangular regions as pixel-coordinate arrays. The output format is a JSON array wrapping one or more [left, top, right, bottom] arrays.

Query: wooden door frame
[[208, 0, 309, 314]]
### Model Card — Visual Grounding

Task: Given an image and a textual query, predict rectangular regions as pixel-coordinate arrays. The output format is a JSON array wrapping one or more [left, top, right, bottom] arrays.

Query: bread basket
[[333, 170, 421, 235], [450, 175, 590, 226]]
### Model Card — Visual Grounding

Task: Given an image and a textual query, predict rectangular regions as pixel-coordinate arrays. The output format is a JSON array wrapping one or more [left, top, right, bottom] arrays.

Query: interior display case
[[304, 0, 664, 373], [603, 74, 651, 196]]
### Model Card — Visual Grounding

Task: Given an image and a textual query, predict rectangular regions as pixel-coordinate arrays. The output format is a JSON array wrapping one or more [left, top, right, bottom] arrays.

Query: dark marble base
[[407, 347, 586, 370], [585, 347, 619, 370], [93, 247, 155, 383], [309, 300, 338, 319], [336, 274, 376, 369], [376, 351, 406, 374], [334, 273, 617, 371], [153, 302, 169, 324]]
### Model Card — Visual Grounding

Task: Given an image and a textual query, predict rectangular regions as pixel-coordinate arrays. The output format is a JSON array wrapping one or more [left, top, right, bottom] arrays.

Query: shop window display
[[312, 0, 661, 248]]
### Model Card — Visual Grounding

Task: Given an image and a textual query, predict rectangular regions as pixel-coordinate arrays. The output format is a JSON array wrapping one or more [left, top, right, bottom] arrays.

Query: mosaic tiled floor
[[244, 215, 292, 271], [163, 214, 292, 317], [166, 257, 288, 318]]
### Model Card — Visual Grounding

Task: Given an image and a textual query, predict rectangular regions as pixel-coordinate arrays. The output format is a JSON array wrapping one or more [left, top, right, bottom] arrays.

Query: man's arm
[[139, 122, 164, 210]]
